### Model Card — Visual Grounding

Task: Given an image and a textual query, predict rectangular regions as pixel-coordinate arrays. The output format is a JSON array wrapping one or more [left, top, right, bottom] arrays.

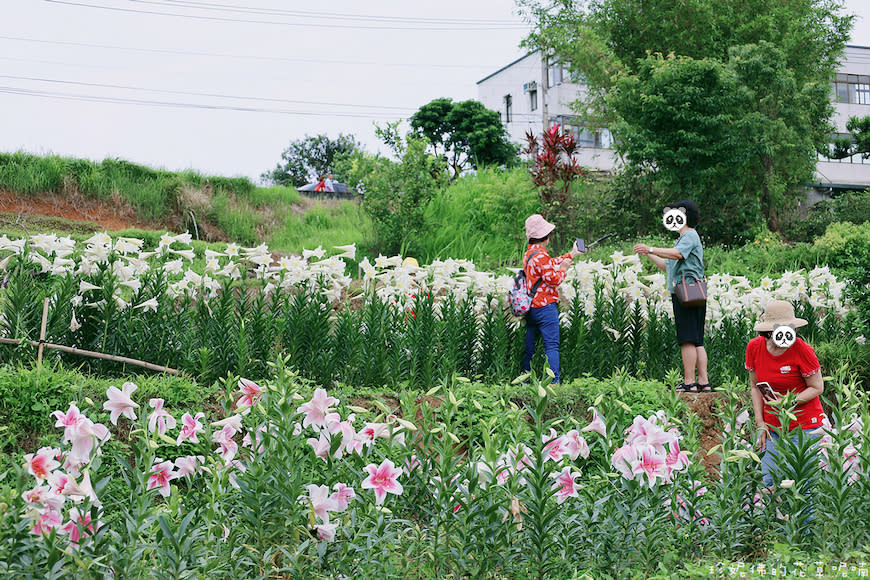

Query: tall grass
[[267, 200, 371, 255], [0, 152, 256, 221], [419, 167, 539, 268]]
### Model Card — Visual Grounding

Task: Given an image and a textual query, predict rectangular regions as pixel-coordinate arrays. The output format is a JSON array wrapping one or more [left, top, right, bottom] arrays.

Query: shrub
[[782, 189, 870, 242]]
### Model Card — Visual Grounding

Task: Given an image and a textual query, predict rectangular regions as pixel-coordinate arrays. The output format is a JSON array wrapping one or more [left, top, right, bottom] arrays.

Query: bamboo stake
[[0, 336, 180, 375], [37, 297, 49, 367]]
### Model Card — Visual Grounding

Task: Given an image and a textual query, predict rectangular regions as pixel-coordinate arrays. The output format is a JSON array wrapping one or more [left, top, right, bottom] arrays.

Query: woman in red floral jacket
[[521, 214, 584, 383]]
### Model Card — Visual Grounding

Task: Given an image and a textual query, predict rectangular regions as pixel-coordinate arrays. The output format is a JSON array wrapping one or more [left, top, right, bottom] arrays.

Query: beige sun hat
[[753, 300, 808, 332], [525, 214, 556, 240]]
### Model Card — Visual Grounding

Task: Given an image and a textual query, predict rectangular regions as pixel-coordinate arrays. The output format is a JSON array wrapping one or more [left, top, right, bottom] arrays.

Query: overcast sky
[[2, 0, 869, 183]]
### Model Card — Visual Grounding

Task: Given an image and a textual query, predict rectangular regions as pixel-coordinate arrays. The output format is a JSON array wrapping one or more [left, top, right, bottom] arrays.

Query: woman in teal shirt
[[633, 200, 709, 393]]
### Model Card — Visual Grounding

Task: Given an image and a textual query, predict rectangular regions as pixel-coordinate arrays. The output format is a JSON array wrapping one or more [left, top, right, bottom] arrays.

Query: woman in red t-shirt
[[745, 300, 825, 487]]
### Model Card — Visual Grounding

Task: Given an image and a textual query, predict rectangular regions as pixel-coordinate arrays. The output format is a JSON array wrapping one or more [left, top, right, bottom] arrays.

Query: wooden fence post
[[37, 297, 49, 367]]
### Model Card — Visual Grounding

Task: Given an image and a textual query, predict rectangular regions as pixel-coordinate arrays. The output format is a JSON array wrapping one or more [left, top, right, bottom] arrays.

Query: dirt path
[[0, 190, 154, 232]]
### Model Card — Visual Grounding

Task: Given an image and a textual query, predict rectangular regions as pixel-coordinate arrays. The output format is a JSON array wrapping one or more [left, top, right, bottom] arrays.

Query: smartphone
[[757, 381, 775, 398], [574, 238, 586, 253]]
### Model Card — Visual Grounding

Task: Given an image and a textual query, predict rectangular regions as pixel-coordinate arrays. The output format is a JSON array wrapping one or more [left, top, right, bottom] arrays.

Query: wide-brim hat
[[753, 300, 808, 332], [525, 214, 556, 240]]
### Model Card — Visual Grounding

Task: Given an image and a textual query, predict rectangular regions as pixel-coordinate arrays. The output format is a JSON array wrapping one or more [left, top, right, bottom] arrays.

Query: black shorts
[[671, 293, 706, 346]]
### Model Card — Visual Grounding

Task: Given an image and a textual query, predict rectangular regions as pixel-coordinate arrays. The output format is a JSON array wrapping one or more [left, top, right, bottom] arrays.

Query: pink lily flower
[[147, 459, 177, 497], [25, 482, 65, 512], [24, 447, 60, 480], [177, 412, 205, 444], [21, 485, 46, 505], [665, 440, 691, 477], [174, 455, 202, 478], [52, 404, 85, 431], [735, 410, 750, 430], [404, 455, 421, 473], [551, 466, 581, 504], [235, 378, 263, 412], [305, 484, 339, 523], [296, 388, 339, 429], [315, 522, 338, 542], [634, 447, 666, 489], [61, 507, 97, 545], [307, 433, 332, 461], [610, 445, 640, 480], [542, 429, 567, 462], [330, 483, 356, 511], [845, 413, 864, 435], [103, 382, 139, 425], [212, 425, 239, 463], [62, 470, 101, 507], [356, 422, 389, 445], [581, 407, 607, 437], [563, 430, 590, 461], [31, 509, 63, 536], [147, 398, 177, 435], [48, 471, 70, 495], [361, 458, 404, 505], [211, 414, 243, 431], [66, 419, 110, 470], [329, 417, 357, 456]]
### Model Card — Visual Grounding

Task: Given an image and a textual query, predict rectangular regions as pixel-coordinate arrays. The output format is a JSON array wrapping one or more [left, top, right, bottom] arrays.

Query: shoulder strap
[[524, 250, 545, 296]]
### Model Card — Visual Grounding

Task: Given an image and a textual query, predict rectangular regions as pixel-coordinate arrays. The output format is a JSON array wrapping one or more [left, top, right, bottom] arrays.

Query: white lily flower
[[302, 246, 326, 261], [134, 297, 159, 313], [79, 281, 102, 293], [332, 243, 356, 260]]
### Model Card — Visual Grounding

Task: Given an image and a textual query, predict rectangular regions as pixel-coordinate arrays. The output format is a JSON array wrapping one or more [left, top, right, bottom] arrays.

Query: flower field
[[2, 231, 869, 577], [0, 232, 859, 386], [2, 366, 869, 578]]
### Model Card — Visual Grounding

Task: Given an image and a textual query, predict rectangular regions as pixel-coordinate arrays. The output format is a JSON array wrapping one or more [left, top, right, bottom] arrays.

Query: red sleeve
[[796, 339, 821, 377], [745, 337, 758, 371]]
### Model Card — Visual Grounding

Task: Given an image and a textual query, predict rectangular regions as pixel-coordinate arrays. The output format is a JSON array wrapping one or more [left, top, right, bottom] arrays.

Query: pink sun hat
[[525, 214, 556, 240]]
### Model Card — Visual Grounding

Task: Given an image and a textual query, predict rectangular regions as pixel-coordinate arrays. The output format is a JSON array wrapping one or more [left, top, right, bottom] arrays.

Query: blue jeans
[[761, 428, 820, 488], [522, 302, 561, 382]]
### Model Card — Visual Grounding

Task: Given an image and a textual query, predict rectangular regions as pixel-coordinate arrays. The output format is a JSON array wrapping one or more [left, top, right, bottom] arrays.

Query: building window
[[547, 59, 565, 88], [550, 115, 613, 149], [832, 73, 870, 105], [504, 94, 512, 123], [529, 89, 538, 111]]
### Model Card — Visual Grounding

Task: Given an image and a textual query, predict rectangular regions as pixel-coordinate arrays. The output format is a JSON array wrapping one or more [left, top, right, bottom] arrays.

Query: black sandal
[[676, 383, 699, 393], [697, 383, 713, 393]]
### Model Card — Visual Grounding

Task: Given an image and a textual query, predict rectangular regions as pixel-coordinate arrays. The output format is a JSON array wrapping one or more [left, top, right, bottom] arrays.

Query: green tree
[[831, 115, 870, 159], [261, 133, 361, 187], [518, 0, 854, 242], [608, 54, 759, 242], [357, 122, 447, 255], [410, 98, 517, 180]]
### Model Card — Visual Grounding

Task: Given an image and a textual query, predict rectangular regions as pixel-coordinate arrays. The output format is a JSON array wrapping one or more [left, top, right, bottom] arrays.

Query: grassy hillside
[[0, 151, 370, 254]]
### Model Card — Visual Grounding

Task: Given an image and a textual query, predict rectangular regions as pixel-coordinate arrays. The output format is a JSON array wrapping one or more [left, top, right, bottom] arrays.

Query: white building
[[477, 50, 619, 172], [815, 44, 870, 196], [477, 45, 870, 193]]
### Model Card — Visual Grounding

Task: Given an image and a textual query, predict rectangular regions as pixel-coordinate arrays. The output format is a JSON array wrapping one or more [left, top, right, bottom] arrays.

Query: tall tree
[[262, 133, 361, 187], [517, 0, 854, 241], [356, 122, 447, 255], [410, 98, 517, 180]]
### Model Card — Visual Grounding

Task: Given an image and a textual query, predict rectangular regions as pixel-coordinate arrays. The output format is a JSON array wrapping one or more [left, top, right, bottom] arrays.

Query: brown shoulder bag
[[676, 275, 707, 307]]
